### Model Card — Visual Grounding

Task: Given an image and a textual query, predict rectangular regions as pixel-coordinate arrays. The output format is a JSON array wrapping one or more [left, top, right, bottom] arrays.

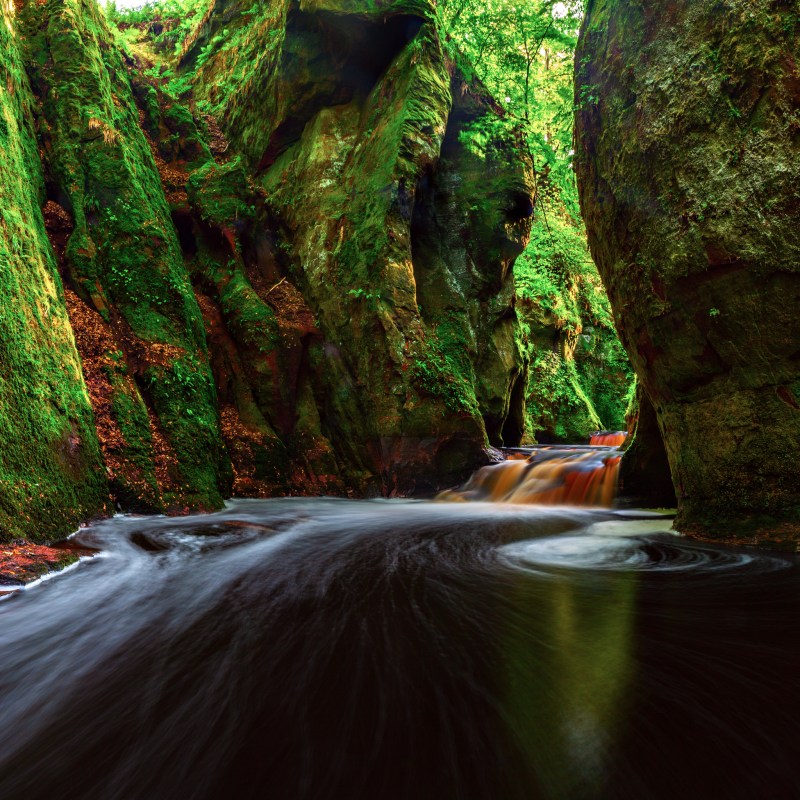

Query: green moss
[[576, 0, 800, 537], [187, 157, 255, 226], [254, 26, 472, 446], [0, 6, 109, 543], [19, 0, 231, 511], [410, 319, 480, 415], [515, 199, 633, 440], [220, 273, 280, 351], [185, 0, 291, 159], [526, 351, 601, 442], [106, 369, 162, 508]]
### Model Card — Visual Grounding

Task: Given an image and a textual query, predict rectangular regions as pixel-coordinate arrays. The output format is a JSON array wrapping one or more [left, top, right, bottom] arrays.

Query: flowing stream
[[439, 443, 623, 507], [1, 452, 799, 798]]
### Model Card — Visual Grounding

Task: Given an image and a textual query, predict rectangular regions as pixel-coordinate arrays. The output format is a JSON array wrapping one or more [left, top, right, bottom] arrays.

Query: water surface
[[1, 499, 798, 799]]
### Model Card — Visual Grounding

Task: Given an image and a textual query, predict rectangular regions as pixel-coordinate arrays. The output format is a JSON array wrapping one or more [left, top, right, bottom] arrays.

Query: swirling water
[[1, 498, 799, 799]]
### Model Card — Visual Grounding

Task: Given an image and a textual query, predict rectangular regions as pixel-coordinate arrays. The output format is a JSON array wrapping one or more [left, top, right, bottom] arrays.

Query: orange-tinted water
[[440, 446, 623, 508], [590, 432, 628, 447]]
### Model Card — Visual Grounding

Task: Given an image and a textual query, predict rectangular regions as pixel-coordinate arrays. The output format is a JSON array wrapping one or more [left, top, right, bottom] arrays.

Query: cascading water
[[439, 441, 625, 507], [589, 431, 628, 447], [1, 437, 799, 799]]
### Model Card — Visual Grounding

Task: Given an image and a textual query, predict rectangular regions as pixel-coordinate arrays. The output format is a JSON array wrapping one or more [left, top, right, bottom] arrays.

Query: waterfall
[[590, 431, 628, 447], [439, 440, 626, 507]]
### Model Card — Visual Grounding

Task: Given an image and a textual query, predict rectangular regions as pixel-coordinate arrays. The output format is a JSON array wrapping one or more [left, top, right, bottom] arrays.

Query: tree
[[440, 0, 633, 438]]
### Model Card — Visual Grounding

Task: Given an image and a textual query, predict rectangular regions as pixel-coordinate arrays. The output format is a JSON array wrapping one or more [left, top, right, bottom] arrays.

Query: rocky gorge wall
[[0, 0, 538, 542], [179, 0, 538, 494], [575, 0, 800, 541], [0, 0, 630, 545], [20, 0, 232, 516], [0, 3, 109, 540]]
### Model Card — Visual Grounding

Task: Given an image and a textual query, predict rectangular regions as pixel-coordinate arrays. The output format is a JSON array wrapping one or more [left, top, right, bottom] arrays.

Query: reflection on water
[[501, 566, 636, 799], [0, 499, 798, 799]]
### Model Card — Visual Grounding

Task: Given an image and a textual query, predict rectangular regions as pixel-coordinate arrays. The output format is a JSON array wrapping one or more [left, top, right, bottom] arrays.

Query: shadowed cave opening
[[257, 11, 425, 171], [501, 370, 526, 447], [171, 209, 198, 256]]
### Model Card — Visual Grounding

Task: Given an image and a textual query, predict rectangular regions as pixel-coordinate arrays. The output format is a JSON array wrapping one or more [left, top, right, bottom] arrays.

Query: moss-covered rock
[[514, 207, 633, 444], [0, 5, 109, 543], [19, 0, 231, 513], [178, 0, 536, 491], [575, 0, 800, 541]]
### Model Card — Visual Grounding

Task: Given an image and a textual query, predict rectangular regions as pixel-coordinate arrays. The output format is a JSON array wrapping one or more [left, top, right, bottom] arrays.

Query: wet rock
[[575, 0, 800, 540], [183, 0, 535, 491], [0, 539, 92, 586], [619, 385, 675, 509]]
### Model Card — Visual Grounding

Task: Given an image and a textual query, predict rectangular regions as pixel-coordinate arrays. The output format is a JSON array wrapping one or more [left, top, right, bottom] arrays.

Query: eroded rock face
[[575, 1, 800, 539], [19, 0, 231, 513], [184, 0, 535, 493], [0, 5, 108, 542]]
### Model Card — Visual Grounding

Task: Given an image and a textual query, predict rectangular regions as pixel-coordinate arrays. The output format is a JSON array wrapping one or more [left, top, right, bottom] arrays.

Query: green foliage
[[440, 0, 584, 217], [104, 0, 208, 53], [346, 288, 382, 310], [442, 0, 633, 439], [105, 0, 286, 126], [410, 323, 480, 416], [416, 316, 481, 415], [108, 0, 627, 460], [526, 349, 600, 440], [514, 197, 632, 437]]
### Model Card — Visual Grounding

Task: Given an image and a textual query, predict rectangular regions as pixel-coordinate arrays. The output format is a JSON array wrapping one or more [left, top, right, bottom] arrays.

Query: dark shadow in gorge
[[0, 505, 587, 800], [257, 10, 426, 171]]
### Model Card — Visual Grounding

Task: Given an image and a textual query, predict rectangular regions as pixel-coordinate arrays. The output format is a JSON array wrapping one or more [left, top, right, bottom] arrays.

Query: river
[[1, 497, 798, 798]]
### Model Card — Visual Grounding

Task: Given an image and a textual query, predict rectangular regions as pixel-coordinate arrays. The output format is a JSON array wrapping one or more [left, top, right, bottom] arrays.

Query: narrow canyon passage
[[0, 0, 797, 796], [2, 498, 798, 799]]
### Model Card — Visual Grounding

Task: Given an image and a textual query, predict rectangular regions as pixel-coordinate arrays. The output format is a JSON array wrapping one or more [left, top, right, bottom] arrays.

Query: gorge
[[0, 0, 633, 553], [1, 0, 800, 796]]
